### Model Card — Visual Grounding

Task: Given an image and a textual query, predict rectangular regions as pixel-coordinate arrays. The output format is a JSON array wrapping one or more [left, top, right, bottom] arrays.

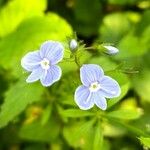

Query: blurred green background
[[0, 0, 150, 150]]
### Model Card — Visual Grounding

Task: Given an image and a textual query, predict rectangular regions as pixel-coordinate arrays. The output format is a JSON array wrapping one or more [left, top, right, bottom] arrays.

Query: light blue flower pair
[[21, 41, 121, 110]]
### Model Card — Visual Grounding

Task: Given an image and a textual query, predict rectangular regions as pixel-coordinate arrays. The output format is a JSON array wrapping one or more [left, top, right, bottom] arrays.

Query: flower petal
[[74, 85, 94, 110], [40, 41, 64, 65], [40, 65, 62, 87], [26, 67, 44, 83], [99, 76, 121, 98], [91, 91, 107, 110], [80, 64, 104, 86], [21, 51, 41, 71]]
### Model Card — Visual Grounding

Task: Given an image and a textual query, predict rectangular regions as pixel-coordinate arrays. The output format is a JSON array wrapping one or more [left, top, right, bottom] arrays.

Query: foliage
[[0, 0, 150, 150]]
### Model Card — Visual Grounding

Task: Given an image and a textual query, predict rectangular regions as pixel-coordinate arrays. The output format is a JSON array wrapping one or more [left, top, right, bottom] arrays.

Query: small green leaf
[[107, 117, 148, 137], [107, 109, 143, 120], [93, 122, 103, 150], [116, 30, 149, 59], [98, 12, 138, 42], [136, 10, 150, 35], [63, 119, 95, 149], [0, 0, 46, 37], [132, 69, 150, 103], [59, 61, 77, 74], [88, 56, 117, 72], [60, 109, 94, 118], [103, 122, 126, 137], [0, 79, 44, 128], [139, 137, 150, 148], [19, 119, 60, 142], [74, 0, 102, 36], [41, 105, 52, 125], [108, 0, 139, 5]]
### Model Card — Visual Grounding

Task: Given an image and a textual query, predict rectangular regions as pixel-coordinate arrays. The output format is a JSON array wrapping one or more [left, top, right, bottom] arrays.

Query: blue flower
[[103, 45, 119, 55], [21, 41, 64, 87], [74, 64, 121, 110]]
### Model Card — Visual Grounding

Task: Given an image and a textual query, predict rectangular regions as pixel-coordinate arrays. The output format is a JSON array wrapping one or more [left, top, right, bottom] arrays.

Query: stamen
[[89, 82, 101, 92], [40, 58, 50, 70]]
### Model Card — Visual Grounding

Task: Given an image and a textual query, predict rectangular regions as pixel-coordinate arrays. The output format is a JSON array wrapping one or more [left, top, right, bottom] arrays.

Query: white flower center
[[89, 82, 101, 92], [40, 58, 50, 70]]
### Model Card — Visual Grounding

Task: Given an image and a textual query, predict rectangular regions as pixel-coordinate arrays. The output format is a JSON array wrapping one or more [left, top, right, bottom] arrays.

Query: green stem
[[44, 89, 54, 103], [84, 46, 95, 50], [74, 53, 81, 68]]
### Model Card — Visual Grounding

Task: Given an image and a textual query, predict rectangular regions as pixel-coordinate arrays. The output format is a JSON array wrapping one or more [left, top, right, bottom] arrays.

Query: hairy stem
[[74, 53, 81, 68]]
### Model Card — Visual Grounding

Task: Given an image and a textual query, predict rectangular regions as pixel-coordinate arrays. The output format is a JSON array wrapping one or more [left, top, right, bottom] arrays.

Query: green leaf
[[102, 140, 111, 150], [116, 31, 148, 59], [139, 137, 150, 148], [136, 10, 150, 35], [88, 56, 117, 72], [59, 61, 77, 74], [0, 13, 72, 76], [0, 0, 5, 7], [132, 69, 150, 103], [107, 109, 143, 120], [74, 0, 102, 36], [98, 12, 139, 43], [63, 119, 95, 149], [130, 107, 150, 136], [60, 109, 94, 118], [107, 117, 148, 137], [19, 119, 60, 142], [22, 144, 48, 150], [141, 26, 150, 51], [0, 0, 46, 37], [0, 79, 44, 128], [103, 122, 126, 137], [41, 105, 52, 125], [108, 0, 139, 5], [93, 122, 103, 150], [55, 73, 79, 107]]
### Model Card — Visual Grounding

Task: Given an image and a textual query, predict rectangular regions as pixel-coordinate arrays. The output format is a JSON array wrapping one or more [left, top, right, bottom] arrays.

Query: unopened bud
[[70, 39, 78, 51], [103, 45, 119, 55]]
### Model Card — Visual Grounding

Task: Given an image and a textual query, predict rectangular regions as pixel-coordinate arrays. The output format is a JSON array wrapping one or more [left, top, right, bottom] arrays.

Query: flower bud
[[69, 39, 78, 51], [103, 45, 119, 55]]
